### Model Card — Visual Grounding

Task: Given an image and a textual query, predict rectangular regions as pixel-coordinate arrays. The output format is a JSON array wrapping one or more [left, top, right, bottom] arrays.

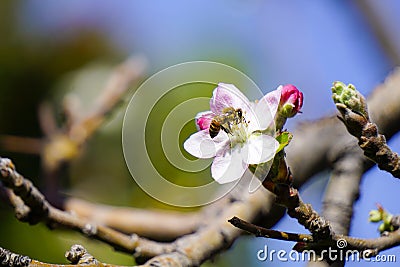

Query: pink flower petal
[[242, 134, 279, 165], [183, 130, 228, 159], [211, 146, 248, 184], [258, 85, 282, 118], [210, 83, 251, 115], [195, 111, 214, 131]]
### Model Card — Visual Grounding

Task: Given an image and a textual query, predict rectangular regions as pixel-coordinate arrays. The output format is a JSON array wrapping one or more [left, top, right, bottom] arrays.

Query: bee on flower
[[184, 83, 303, 184]]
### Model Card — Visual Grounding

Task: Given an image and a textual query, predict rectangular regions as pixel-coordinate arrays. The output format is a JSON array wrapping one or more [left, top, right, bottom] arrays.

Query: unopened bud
[[368, 210, 382, 222], [279, 84, 303, 118], [331, 81, 368, 119]]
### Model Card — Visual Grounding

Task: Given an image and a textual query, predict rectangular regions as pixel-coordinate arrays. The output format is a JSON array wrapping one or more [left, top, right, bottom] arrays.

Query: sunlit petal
[[183, 130, 228, 158], [211, 146, 247, 184], [242, 134, 279, 164], [210, 83, 251, 114]]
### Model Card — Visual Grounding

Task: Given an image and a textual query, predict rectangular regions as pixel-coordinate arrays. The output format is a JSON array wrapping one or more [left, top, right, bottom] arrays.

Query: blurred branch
[[42, 55, 147, 171], [354, 0, 400, 65], [5, 188, 31, 222], [135, 184, 276, 266], [308, 150, 365, 267], [322, 149, 364, 235], [67, 55, 147, 145], [38, 102, 59, 138], [65, 198, 201, 240], [0, 135, 43, 155], [229, 216, 314, 243]]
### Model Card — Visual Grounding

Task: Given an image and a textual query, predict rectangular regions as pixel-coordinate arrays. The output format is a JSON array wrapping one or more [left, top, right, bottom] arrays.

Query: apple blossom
[[184, 83, 281, 184]]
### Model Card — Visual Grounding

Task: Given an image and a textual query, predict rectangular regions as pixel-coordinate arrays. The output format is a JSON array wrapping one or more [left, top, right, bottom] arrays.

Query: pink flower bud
[[280, 84, 303, 118]]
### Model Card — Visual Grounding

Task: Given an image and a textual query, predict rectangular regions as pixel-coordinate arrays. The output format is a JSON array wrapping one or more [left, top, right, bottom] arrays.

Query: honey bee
[[209, 107, 243, 138]]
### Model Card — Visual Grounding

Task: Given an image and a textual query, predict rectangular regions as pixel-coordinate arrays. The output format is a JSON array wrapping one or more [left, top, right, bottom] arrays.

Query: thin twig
[[4, 188, 31, 222], [228, 216, 314, 243], [230, 216, 400, 258]]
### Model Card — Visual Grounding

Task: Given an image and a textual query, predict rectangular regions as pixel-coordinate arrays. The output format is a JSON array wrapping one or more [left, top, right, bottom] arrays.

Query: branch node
[[65, 244, 98, 265], [83, 223, 98, 236], [0, 247, 31, 267]]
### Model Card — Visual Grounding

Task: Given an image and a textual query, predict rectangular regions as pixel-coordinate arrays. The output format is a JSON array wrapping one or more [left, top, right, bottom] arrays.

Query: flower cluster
[[184, 83, 303, 184]]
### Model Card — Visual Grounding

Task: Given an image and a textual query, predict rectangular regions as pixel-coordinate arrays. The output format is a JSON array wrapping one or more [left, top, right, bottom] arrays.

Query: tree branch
[[230, 216, 400, 259], [0, 157, 171, 257], [0, 135, 43, 155], [0, 244, 130, 267], [322, 149, 364, 236], [1, 156, 282, 266], [288, 68, 400, 186], [308, 149, 365, 267], [335, 101, 400, 178], [354, 0, 400, 65], [331, 79, 400, 179], [64, 198, 201, 240], [228, 216, 314, 243], [0, 246, 31, 267]]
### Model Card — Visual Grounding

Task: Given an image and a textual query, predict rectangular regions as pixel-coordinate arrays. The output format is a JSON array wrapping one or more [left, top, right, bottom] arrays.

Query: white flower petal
[[210, 83, 252, 114], [248, 86, 282, 133], [211, 146, 247, 184], [258, 86, 282, 119], [183, 130, 228, 158], [242, 134, 279, 164], [252, 103, 273, 132]]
